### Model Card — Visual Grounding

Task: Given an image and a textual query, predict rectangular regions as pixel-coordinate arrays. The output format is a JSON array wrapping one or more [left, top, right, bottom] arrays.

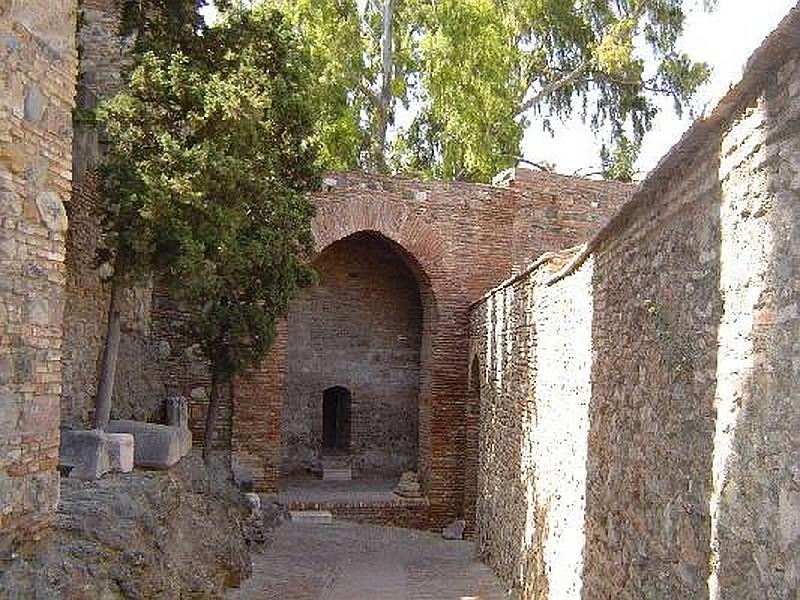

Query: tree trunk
[[372, 0, 396, 171], [94, 280, 122, 430], [202, 373, 221, 465]]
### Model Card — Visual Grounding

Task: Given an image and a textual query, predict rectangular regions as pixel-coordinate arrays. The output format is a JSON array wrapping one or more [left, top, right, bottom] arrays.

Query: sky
[[201, 0, 798, 178], [523, 0, 798, 177]]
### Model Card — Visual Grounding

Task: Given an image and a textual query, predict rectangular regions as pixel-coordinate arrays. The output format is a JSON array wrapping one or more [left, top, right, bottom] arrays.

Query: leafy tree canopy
[[99, 4, 319, 384], [269, 0, 711, 181]]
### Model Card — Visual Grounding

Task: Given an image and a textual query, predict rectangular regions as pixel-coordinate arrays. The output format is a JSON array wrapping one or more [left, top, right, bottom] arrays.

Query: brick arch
[[312, 199, 447, 289], [233, 195, 472, 528]]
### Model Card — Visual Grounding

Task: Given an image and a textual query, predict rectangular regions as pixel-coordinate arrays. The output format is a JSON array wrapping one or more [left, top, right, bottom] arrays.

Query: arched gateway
[[229, 171, 628, 529]]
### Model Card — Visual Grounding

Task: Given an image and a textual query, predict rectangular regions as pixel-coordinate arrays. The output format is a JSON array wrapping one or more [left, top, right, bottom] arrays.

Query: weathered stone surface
[[470, 250, 593, 598], [59, 429, 112, 480], [0, 454, 253, 597], [106, 420, 191, 469], [394, 471, 422, 498], [442, 519, 466, 540], [23, 84, 46, 122], [1, 0, 76, 546], [34, 191, 68, 232], [59, 429, 134, 479], [104, 433, 134, 473], [165, 395, 189, 429]]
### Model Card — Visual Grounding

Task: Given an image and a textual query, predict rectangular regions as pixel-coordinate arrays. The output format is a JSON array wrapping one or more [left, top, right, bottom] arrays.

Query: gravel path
[[226, 520, 508, 600]]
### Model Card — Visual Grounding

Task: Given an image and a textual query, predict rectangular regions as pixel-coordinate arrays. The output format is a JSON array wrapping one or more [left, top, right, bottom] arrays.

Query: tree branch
[[515, 60, 588, 117]]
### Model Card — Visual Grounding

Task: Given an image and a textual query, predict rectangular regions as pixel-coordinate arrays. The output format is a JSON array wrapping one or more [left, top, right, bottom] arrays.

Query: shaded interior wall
[[470, 9, 800, 599], [62, 0, 164, 428], [0, 0, 77, 545], [470, 252, 594, 598], [282, 232, 422, 478]]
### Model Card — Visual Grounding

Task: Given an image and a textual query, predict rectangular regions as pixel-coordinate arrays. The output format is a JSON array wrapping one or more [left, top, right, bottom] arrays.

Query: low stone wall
[[285, 497, 433, 531], [0, 0, 78, 548], [470, 8, 800, 598]]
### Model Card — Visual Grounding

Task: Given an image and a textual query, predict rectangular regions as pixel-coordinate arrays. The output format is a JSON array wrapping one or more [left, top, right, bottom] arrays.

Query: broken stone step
[[290, 510, 333, 524], [322, 466, 352, 481]]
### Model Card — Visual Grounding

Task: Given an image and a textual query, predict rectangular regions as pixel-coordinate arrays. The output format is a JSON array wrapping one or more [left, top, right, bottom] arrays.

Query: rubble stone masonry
[[471, 7, 800, 599], [0, 0, 77, 546]]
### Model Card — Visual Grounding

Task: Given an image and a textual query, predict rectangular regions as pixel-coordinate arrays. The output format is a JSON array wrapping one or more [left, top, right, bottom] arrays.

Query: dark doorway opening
[[322, 386, 351, 452]]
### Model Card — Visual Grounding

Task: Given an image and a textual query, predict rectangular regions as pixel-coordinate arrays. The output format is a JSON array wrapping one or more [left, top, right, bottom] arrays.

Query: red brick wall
[[282, 232, 423, 478]]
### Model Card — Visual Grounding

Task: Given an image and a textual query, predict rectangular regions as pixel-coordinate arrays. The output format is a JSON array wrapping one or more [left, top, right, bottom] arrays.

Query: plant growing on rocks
[[96, 3, 319, 460]]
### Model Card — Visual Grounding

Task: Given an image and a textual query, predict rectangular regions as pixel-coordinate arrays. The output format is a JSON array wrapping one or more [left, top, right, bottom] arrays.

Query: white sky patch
[[522, 0, 798, 177], [200, 1, 219, 25]]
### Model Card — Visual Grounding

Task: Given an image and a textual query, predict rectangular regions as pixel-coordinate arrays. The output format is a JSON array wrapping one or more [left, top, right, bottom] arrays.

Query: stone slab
[[323, 467, 352, 481], [106, 420, 191, 469], [59, 429, 111, 480], [289, 510, 333, 524], [105, 433, 134, 473]]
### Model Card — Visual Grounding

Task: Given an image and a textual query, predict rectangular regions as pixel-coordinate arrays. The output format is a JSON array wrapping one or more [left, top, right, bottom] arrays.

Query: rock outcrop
[[0, 454, 253, 598]]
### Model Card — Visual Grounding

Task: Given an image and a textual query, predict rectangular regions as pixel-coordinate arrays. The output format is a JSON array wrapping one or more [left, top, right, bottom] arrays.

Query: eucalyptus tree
[[275, 0, 711, 181]]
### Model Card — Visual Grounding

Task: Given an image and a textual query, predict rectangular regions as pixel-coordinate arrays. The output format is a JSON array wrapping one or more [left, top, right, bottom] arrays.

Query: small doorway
[[322, 386, 351, 452]]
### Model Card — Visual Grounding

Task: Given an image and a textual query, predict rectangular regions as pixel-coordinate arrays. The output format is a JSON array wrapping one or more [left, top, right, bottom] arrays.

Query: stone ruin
[[1, 1, 798, 598]]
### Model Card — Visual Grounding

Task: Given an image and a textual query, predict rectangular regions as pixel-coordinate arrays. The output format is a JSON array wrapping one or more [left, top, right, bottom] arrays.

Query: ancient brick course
[[0, 0, 78, 546]]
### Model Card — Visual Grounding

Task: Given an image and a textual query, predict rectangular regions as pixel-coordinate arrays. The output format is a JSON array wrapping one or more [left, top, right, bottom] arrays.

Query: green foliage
[[270, 0, 711, 181], [120, 0, 208, 53], [601, 134, 639, 182], [99, 4, 319, 382]]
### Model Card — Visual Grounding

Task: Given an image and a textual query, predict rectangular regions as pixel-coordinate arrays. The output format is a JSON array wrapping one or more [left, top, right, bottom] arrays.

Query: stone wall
[[283, 232, 423, 478], [470, 251, 594, 597], [0, 0, 77, 547], [470, 7, 800, 598]]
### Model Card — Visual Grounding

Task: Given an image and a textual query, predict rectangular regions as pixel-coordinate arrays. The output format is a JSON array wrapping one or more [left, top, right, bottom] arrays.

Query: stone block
[[24, 84, 46, 122], [442, 519, 465, 540], [107, 420, 191, 469], [105, 433, 134, 473], [394, 471, 422, 498], [34, 191, 68, 232], [289, 510, 332, 524], [322, 466, 351, 481], [59, 429, 111, 480]]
